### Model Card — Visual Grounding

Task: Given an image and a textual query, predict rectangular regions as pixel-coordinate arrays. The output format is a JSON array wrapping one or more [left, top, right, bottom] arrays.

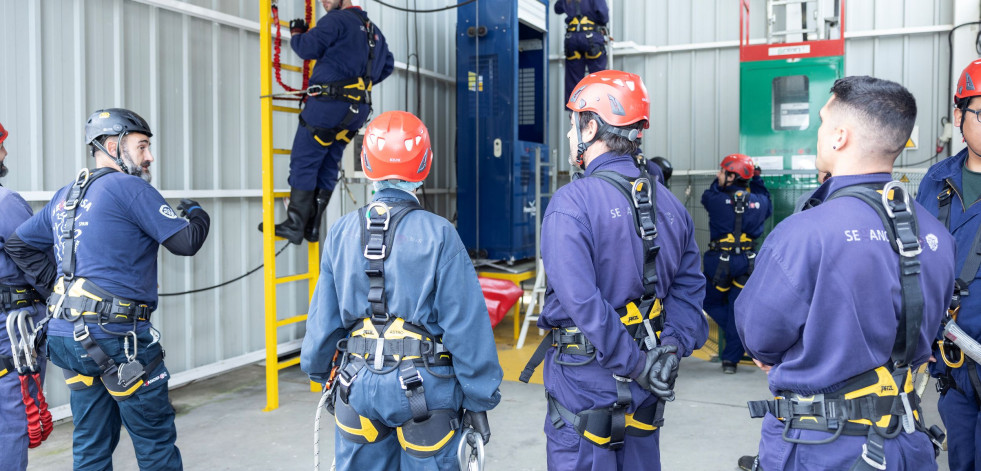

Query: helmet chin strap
[[93, 133, 132, 175], [573, 113, 596, 171]]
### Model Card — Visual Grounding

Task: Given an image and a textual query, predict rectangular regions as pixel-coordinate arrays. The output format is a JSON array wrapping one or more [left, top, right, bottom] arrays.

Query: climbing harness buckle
[[400, 370, 424, 390], [860, 443, 887, 470]]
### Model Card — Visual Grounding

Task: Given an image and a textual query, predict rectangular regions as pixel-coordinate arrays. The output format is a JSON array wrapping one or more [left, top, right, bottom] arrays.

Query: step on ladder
[[516, 258, 546, 349], [260, 0, 320, 412]]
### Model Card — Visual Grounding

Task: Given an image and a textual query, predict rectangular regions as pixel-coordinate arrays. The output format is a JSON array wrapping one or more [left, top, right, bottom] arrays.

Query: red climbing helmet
[[0, 122, 7, 146], [956, 59, 981, 104], [720, 153, 755, 180], [567, 69, 650, 132], [361, 111, 432, 182]]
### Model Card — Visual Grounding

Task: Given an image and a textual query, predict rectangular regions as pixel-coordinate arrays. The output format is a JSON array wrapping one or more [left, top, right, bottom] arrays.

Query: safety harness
[[329, 200, 463, 457], [564, 1, 605, 60], [746, 181, 945, 470], [709, 189, 758, 291], [934, 179, 981, 404], [520, 165, 665, 450], [299, 9, 377, 148], [47, 168, 164, 402], [5, 308, 53, 448]]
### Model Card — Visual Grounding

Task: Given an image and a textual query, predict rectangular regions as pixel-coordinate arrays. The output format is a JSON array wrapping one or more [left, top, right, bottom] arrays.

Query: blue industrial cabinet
[[456, 0, 550, 263]]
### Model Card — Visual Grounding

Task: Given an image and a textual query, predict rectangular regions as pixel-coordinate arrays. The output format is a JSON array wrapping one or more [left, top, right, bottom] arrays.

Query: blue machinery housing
[[456, 0, 551, 263]]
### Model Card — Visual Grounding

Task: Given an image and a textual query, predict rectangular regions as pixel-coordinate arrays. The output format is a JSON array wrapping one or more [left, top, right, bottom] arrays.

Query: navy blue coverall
[[737, 174, 953, 470], [554, 0, 608, 103], [289, 7, 394, 192], [13, 172, 197, 471], [0, 187, 46, 471], [539, 153, 707, 470], [916, 149, 981, 471], [301, 188, 503, 471], [700, 176, 771, 364]]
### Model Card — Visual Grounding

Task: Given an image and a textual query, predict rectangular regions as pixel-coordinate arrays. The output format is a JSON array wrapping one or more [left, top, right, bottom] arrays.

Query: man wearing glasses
[[917, 59, 981, 471]]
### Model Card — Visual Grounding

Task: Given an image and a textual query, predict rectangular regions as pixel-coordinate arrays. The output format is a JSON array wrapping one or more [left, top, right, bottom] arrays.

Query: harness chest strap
[[937, 180, 981, 299]]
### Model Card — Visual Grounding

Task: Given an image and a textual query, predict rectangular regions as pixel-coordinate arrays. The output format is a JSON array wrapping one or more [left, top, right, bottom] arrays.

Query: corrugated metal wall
[[0, 0, 960, 408]]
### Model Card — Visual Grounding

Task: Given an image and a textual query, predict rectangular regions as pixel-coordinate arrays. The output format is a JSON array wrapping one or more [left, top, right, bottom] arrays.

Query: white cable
[[313, 388, 331, 471]]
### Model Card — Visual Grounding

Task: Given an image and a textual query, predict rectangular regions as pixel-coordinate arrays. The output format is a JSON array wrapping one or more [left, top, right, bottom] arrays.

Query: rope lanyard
[[271, 1, 313, 96], [7, 309, 53, 448]]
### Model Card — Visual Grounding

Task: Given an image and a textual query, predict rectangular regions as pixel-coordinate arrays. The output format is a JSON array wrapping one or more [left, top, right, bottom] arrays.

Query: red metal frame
[[739, 0, 845, 63]]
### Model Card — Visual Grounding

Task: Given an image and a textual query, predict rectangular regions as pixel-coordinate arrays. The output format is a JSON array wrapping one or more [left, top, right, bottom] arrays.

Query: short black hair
[[829, 76, 917, 157], [576, 111, 644, 156]]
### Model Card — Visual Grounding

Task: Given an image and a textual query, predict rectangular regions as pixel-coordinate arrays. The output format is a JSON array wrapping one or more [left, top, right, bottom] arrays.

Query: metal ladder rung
[[273, 148, 291, 155], [272, 105, 301, 114], [276, 314, 308, 328], [279, 64, 303, 73], [277, 356, 301, 370], [276, 272, 316, 284], [273, 191, 289, 198], [278, 19, 290, 27]]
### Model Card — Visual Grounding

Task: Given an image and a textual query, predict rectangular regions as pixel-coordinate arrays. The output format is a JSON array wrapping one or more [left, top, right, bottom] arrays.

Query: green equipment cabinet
[[738, 0, 844, 231]]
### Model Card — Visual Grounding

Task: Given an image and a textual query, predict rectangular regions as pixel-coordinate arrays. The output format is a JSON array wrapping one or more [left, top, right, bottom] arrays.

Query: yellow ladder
[[260, 0, 319, 412]]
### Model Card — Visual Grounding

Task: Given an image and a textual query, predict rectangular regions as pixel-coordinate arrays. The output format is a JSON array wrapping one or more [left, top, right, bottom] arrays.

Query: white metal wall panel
[[0, 0, 458, 409]]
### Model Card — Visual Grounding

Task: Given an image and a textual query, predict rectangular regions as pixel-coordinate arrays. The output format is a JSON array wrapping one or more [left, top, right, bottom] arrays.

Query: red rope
[[271, 2, 314, 95], [19, 373, 52, 448]]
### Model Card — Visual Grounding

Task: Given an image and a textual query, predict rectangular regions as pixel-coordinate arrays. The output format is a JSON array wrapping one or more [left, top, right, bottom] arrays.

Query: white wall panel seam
[[74, 0, 86, 172], [29, 0, 40, 190], [150, 6, 162, 191], [181, 12, 192, 370], [212, 19, 222, 362], [115, 0, 123, 105]]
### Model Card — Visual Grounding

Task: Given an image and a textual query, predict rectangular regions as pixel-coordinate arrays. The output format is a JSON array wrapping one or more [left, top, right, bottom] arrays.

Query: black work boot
[[737, 455, 760, 470], [258, 188, 316, 245], [304, 189, 332, 243]]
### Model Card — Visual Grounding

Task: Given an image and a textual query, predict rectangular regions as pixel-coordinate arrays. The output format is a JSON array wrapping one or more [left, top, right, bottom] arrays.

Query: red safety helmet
[[361, 111, 432, 182], [956, 59, 981, 104], [0, 122, 7, 146], [567, 69, 650, 131], [721, 153, 755, 180]]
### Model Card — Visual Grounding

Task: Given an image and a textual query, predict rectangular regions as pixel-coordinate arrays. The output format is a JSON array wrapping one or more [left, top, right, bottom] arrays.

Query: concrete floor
[[26, 354, 949, 470]]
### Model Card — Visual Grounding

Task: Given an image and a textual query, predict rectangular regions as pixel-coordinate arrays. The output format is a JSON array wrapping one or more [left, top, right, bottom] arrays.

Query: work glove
[[290, 19, 309, 35], [463, 410, 491, 445], [176, 199, 204, 219], [644, 345, 680, 401]]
